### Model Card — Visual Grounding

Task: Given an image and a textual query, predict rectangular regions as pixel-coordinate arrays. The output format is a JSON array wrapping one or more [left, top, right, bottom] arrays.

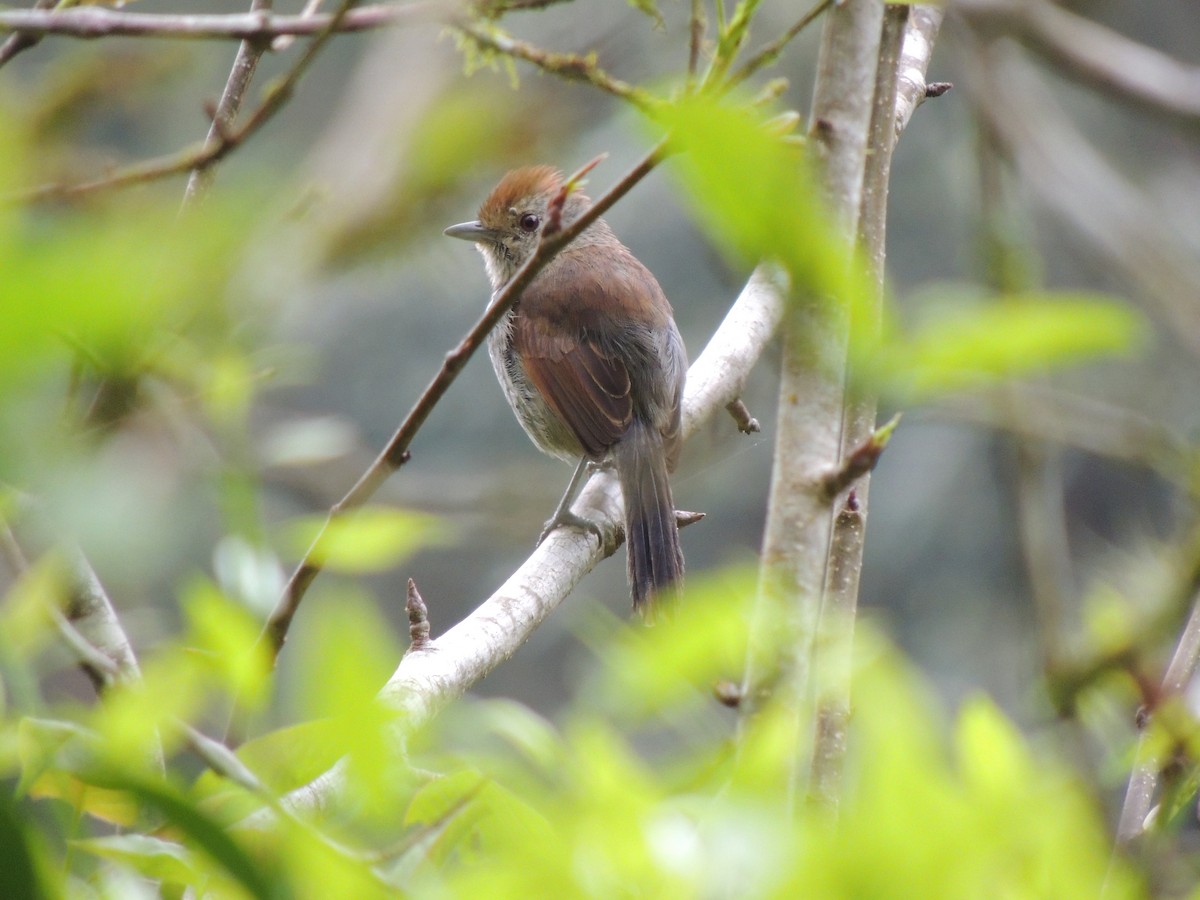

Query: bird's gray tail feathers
[[616, 419, 683, 617]]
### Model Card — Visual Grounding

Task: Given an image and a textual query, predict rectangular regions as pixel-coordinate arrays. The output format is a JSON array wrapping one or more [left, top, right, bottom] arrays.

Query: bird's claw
[[537, 509, 604, 547]]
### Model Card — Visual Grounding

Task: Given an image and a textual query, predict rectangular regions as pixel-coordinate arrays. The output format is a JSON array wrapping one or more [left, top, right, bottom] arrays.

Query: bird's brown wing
[[512, 309, 633, 460]]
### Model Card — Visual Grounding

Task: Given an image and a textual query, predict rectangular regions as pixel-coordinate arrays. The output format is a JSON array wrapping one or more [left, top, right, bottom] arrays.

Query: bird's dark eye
[[518, 213, 540, 233]]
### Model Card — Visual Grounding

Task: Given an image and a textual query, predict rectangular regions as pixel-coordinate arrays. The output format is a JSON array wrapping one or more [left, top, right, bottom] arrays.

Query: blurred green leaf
[[181, 580, 272, 709], [289, 593, 407, 818], [591, 566, 757, 720], [0, 197, 245, 392], [875, 291, 1141, 400], [0, 787, 51, 900], [73, 834, 198, 885], [284, 507, 446, 573], [193, 719, 345, 824], [17, 718, 139, 825], [90, 652, 207, 764], [0, 560, 65, 664], [115, 774, 288, 900], [652, 93, 868, 309]]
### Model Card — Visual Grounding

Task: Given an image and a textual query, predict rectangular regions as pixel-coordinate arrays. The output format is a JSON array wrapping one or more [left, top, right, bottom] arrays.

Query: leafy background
[[1, 0, 1198, 895]]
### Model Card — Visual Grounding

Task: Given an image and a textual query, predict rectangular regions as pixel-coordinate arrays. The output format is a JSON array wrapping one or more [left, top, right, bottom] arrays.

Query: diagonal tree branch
[[263, 147, 665, 664], [246, 260, 788, 825]]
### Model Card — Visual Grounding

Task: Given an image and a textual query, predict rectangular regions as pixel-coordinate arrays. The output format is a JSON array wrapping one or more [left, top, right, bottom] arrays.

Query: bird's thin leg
[[538, 457, 604, 546]]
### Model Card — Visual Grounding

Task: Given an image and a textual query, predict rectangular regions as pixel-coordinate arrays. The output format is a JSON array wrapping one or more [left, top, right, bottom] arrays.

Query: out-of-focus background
[[6, 0, 1199, 730]]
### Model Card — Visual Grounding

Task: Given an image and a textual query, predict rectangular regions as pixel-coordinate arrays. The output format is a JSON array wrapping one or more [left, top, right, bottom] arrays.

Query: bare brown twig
[[11, 0, 364, 204], [725, 0, 832, 91], [181, 0, 275, 208], [0, 2, 439, 41], [453, 18, 653, 109], [0, 0, 56, 70]]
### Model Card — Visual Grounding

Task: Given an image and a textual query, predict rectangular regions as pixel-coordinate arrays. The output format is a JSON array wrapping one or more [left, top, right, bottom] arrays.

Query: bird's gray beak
[[444, 220, 498, 243]]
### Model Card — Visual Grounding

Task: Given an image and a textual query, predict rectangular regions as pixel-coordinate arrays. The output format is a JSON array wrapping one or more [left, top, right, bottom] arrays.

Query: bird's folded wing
[[513, 314, 632, 458]]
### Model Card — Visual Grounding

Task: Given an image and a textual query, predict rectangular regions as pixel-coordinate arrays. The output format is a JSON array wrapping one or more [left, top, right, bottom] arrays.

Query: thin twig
[[0, 0, 57, 70], [1117, 591, 1200, 843], [12, 0, 365, 204], [725, 0, 832, 91], [182, 0, 275, 208], [687, 0, 706, 89], [452, 18, 653, 109], [272, 0, 323, 52], [0, 2, 439, 41], [262, 143, 668, 663], [725, 398, 760, 434]]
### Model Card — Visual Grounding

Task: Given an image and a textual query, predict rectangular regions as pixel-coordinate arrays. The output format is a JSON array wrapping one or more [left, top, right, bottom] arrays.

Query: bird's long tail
[[615, 419, 683, 616]]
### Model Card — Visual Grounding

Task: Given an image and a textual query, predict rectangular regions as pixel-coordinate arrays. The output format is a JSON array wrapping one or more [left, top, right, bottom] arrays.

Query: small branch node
[[819, 413, 900, 501], [406, 578, 431, 650], [725, 398, 761, 434], [713, 680, 743, 708], [925, 81, 953, 98], [675, 509, 706, 528]]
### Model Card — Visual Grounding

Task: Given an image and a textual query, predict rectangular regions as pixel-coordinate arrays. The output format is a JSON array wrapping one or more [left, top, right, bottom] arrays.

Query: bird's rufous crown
[[478, 165, 564, 225]]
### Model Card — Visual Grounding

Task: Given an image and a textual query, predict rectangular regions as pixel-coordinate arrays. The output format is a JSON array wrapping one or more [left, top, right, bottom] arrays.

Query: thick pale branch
[[265, 148, 665, 662], [810, 3, 920, 809], [741, 0, 885, 811], [257, 266, 787, 822], [893, 6, 944, 137]]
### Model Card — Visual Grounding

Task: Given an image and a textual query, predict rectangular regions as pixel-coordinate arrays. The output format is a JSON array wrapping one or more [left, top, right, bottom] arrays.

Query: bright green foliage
[[872, 290, 1143, 401], [651, 95, 1140, 403], [284, 506, 448, 573], [0, 18, 1164, 898], [654, 93, 868, 310], [392, 610, 1145, 898]]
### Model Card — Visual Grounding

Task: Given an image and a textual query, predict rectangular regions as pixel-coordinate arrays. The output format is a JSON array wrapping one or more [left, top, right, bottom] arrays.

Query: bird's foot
[[537, 508, 604, 547]]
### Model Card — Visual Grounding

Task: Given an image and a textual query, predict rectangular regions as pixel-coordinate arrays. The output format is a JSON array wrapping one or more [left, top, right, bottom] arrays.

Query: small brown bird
[[445, 165, 687, 613]]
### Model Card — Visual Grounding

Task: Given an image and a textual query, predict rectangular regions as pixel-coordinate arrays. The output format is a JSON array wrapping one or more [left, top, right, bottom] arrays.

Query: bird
[[445, 165, 687, 615]]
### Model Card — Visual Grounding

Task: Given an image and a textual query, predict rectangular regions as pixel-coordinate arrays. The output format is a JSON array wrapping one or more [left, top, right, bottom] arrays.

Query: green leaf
[[651, 94, 870, 310], [0, 197, 244, 392], [193, 719, 346, 813], [404, 770, 555, 872], [181, 580, 272, 708], [876, 291, 1142, 399], [954, 696, 1031, 797], [284, 507, 446, 573], [0, 788, 51, 900], [73, 834, 198, 885], [590, 566, 758, 720], [112, 775, 289, 900]]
